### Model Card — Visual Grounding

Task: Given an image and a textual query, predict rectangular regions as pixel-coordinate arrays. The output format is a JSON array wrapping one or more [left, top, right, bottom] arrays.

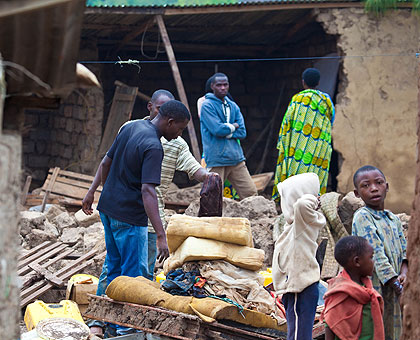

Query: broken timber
[[19, 241, 105, 307], [85, 295, 286, 340], [156, 14, 201, 161]]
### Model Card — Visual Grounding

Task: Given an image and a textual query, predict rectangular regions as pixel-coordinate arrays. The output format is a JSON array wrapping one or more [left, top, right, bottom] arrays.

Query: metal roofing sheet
[[86, 0, 337, 7]]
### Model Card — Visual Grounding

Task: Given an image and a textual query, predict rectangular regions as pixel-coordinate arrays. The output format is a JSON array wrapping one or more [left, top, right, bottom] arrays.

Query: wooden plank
[[18, 241, 52, 261], [155, 14, 201, 162], [18, 243, 69, 276], [21, 249, 104, 303], [21, 258, 95, 307], [28, 263, 64, 287], [98, 83, 138, 157], [47, 180, 101, 201], [252, 172, 274, 192], [44, 173, 103, 192], [18, 242, 63, 269], [51, 168, 95, 182], [115, 80, 151, 102], [20, 175, 32, 205], [41, 166, 60, 212]]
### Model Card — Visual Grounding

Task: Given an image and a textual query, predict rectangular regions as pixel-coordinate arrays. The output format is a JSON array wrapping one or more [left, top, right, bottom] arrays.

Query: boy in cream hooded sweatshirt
[[272, 172, 326, 340]]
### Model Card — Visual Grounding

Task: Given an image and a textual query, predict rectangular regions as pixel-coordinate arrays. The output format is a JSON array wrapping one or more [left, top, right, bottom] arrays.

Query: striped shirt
[[119, 118, 202, 232], [149, 136, 201, 232]]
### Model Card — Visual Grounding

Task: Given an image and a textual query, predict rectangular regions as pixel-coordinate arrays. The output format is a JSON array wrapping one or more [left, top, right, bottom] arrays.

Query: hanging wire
[[140, 21, 164, 60], [81, 52, 420, 65]]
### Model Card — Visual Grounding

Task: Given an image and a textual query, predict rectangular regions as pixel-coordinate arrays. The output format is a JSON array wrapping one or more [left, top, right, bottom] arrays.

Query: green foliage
[[364, 0, 419, 13]]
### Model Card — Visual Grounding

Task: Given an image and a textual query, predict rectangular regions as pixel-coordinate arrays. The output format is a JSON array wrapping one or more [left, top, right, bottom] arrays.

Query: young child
[[322, 235, 385, 340], [352, 165, 408, 340], [272, 172, 326, 340]]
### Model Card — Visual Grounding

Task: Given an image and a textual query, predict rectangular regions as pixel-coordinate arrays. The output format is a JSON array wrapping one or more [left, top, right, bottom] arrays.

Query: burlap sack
[[163, 237, 264, 274], [166, 214, 253, 253]]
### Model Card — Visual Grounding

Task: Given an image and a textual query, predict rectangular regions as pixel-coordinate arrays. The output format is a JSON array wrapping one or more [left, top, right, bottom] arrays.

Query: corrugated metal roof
[[86, 0, 333, 8]]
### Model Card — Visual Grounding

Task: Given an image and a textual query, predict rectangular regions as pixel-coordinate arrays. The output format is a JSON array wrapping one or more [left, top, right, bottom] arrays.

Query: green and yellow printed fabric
[[272, 89, 334, 201]]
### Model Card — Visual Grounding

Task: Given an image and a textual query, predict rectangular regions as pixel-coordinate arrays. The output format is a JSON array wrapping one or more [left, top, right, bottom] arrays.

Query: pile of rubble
[[18, 188, 411, 298]]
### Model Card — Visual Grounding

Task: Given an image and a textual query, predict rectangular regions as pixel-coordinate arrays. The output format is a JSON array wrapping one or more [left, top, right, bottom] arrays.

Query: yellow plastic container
[[156, 271, 166, 284], [259, 268, 272, 286], [24, 300, 84, 331]]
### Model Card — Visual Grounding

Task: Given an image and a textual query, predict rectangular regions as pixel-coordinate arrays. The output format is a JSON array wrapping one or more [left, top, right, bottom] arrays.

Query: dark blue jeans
[[100, 212, 148, 284], [96, 230, 157, 296], [282, 282, 319, 340]]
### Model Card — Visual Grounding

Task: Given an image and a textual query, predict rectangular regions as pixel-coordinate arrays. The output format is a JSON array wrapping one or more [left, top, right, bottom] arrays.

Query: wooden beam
[[115, 80, 151, 102], [115, 18, 155, 53], [155, 15, 201, 161]]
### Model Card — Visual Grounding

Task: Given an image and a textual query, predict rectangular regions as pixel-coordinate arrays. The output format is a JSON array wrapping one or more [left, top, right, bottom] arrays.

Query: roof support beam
[[155, 14, 201, 161], [115, 17, 155, 53]]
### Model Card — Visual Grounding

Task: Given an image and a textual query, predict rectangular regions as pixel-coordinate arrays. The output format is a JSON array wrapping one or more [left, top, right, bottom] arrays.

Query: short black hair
[[353, 165, 386, 188], [302, 68, 320, 87], [151, 89, 174, 102], [205, 75, 215, 93], [334, 236, 370, 267], [211, 73, 228, 85], [159, 100, 190, 122]]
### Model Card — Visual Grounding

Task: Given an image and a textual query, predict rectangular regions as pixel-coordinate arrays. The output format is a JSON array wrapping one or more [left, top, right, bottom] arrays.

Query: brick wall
[[22, 88, 104, 187]]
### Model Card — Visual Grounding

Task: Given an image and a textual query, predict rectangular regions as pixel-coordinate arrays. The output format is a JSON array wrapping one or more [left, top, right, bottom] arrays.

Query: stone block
[[64, 105, 73, 118], [23, 140, 35, 153], [59, 227, 83, 245], [28, 155, 49, 168], [30, 129, 50, 141], [73, 120, 83, 133], [39, 114, 50, 127], [45, 205, 65, 221], [25, 229, 55, 247], [74, 204, 100, 227], [62, 146, 73, 159], [83, 221, 104, 250], [35, 141, 47, 154], [25, 114, 39, 126], [73, 106, 86, 120], [59, 117, 66, 129], [71, 133, 79, 146], [61, 131, 71, 145], [19, 211, 46, 236], [38, 221, 59, 238], [65, 119, 73, 133], [52, 212, 77, 232]]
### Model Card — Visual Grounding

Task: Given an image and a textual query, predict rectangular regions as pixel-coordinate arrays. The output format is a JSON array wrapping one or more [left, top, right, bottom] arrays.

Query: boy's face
[[162, 118, 189, 141], [354, 170, 388, 210], [358, 243, 374, 277]]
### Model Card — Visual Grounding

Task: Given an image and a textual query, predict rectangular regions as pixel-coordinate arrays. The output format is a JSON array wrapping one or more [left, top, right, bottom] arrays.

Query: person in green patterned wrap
[[272, 68, 335, 201]]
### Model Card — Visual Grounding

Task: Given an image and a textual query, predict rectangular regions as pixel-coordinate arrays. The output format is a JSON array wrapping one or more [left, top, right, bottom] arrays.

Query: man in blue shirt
[[96, 100, 190, 289], [200, 73, 257, 199]]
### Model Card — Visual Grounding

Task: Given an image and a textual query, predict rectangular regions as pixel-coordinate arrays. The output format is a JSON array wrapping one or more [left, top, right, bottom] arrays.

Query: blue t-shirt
[[97, 120, 163, 226]]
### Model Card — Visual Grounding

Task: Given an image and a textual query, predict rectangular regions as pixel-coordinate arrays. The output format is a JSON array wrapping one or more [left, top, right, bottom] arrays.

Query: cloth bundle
[[106, 275, 286, 330], [198, 173, 223, 217]]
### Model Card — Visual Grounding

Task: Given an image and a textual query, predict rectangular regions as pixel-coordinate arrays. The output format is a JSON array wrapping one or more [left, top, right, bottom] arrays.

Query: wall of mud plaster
[[316, 8, 420, 213], [0, 132, 21, 339]]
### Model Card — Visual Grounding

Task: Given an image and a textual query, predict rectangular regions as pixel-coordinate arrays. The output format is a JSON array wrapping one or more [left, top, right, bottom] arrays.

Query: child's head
[[278, 173, 320, 224], [335, 236, 374, 277], [353, 165, 388, 210]]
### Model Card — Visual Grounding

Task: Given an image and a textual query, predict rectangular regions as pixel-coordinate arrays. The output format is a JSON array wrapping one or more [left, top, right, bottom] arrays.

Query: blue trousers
[[100, 212, 149, 288], [96, 229, 157, 296], [282, 282, 319, 340]]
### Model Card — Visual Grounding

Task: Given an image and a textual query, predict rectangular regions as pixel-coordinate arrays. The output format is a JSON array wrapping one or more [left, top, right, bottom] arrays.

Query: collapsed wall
[[316, 8, 420, 213]]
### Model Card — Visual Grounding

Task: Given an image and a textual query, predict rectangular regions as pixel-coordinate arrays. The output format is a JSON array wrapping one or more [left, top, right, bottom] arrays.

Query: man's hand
[[156, 234, 169, 263], [233, 123, 239, 129], [82, 191, 94, 215]]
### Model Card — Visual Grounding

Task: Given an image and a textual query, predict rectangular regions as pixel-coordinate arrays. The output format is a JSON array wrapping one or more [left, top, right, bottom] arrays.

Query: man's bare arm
[[82, 156, 112, 215]]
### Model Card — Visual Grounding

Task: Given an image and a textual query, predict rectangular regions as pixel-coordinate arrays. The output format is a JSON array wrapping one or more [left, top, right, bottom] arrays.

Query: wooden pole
[[155, 15, 201, 161]]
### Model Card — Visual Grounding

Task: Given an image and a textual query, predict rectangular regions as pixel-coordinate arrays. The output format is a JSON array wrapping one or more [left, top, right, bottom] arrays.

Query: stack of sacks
[[163, 214, 265, 274]]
